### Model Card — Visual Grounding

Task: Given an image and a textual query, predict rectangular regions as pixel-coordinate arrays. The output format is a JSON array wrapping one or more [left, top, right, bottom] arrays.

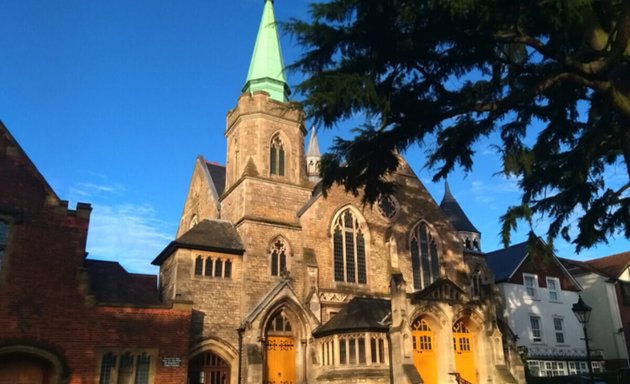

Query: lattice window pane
[[357, 232, 366, 283], [345, 229, 356, 282], [411, 239, 421, 289], [135, 354, 151, 384], [99, 353, 117, 384], [333, 229, 344, 281]]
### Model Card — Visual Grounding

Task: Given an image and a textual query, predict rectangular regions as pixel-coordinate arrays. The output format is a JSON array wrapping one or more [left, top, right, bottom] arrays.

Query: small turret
[[306, 127, 321, 182], [440, 182, 481, 252]]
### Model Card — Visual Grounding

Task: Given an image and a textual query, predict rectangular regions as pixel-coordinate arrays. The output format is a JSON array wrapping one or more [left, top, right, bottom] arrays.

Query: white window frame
[[523, 273, 538, 298], [546, 277, 560, 301], [530, 315, 543, 342], [553, 317, 565, 344]]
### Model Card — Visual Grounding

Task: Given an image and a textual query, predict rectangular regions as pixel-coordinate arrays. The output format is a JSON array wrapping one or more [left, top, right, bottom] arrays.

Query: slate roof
[[439, 182, 479, 233], [484, 241, 529, 282], [84, 260, 161, 306], [152, 220, 245, 265], [313, 297, 390, 337], [205, 161, 226, 197]]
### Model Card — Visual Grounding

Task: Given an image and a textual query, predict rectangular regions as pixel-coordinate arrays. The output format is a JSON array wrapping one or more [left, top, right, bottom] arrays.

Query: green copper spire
[[242, 0, 290, 103]]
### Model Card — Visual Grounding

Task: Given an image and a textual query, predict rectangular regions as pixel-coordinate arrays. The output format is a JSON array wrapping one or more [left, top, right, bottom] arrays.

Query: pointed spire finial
[[443, 181, 455, 202], [242, 0, 290, 102], [306, 126, 321, 157]]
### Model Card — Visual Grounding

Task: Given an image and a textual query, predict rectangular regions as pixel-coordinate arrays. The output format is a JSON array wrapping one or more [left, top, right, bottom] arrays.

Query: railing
[[448, 372, 473, 384]]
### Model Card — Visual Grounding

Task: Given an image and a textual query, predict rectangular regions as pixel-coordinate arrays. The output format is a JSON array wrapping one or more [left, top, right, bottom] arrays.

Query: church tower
[[222, 0, 310, 228]]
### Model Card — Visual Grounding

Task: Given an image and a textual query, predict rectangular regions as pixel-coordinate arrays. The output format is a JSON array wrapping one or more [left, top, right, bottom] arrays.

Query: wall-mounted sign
[[162, 357, 182, 367]]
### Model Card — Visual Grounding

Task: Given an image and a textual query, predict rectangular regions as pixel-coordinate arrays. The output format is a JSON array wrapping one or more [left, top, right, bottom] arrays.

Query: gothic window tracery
[[332, 208, 367, 284], [270, 135, 285, 176], [410, 222, 440, 290], [471, 268, 483, 298], [270, 238, 288, 276]]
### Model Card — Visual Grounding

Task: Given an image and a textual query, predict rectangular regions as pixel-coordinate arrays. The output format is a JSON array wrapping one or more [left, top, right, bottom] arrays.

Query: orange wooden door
[[0, 360, 45, 384], [265, 336, 295, 384], [453, 321, 476, 384], [412, 319, 438, 384]]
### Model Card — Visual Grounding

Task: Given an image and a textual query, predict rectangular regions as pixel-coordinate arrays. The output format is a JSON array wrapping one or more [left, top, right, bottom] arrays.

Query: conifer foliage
[[288, 0, 630, 250]]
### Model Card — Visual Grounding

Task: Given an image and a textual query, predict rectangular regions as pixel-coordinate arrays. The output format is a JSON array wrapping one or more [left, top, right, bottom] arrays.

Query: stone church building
[[152, 1, 525, 383]]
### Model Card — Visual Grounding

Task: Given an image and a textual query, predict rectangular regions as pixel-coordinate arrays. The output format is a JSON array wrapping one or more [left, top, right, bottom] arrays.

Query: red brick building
[[0, 121, 192, 384]]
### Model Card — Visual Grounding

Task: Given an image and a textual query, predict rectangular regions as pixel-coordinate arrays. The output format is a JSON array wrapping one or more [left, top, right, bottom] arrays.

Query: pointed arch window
[[270, 135, 285, 176], [333, 209, 367, 284], [471, 268, 482, 298], [410, 222, 440, 290], [270, 238, 288, 276]]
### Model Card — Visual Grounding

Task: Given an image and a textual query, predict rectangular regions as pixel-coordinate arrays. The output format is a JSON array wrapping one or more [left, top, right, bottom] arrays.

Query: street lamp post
[[572, 296, 594, 383]]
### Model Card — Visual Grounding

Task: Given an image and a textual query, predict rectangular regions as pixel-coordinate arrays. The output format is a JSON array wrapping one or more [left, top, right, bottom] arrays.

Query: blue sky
[[1, 0, 627, 274]]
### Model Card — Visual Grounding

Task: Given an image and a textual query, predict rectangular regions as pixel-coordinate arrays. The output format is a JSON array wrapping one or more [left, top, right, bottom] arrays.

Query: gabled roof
[[562, 251, 630, 280], [439, 182, 479, 233], [313, 297, 390, 337], [84, 260, 161, 306], [484, 241, 530, 282], [0, 120, 60, 204], [204, 160, 226, 197], [485, 239, 581, 289], [152, 220, 245, 265], [585, 251, 630, 279]]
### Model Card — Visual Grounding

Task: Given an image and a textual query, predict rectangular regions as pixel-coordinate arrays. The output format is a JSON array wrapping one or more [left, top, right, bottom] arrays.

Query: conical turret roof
[[439, 182, 479, 233], [306, 126, 321, 157], [242, 0, 290, 102]]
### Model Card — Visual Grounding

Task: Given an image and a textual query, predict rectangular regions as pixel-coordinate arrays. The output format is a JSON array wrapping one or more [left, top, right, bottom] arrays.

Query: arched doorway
[[265, 310, 296, 384], [452, 320, 477, 384], [188, 351, 230, 384], [0, 353, 54, 384], [411, 317, 438, 384]]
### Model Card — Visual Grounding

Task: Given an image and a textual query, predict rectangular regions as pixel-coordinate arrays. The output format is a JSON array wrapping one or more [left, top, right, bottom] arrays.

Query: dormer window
[[547, 277, 560, 301], [523, 274, 538, 298], [270, 135, 285, 176]]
